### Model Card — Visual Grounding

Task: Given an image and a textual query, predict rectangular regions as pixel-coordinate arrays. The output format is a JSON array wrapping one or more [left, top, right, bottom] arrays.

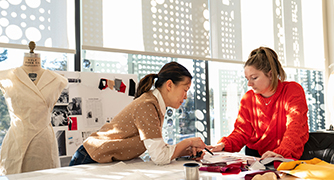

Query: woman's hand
[[172, 137, 206, 160], [188, 137, 206, 149], [185, 137, 206, 158], [206, 143, 225, 152], [180, 146, 205, 160], [192, 147, 205, 161], [261, 151, 283, 159]]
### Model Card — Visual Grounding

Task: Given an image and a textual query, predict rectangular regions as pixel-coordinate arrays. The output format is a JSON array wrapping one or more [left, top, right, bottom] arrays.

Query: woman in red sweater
[[208, 47, 309, 159]]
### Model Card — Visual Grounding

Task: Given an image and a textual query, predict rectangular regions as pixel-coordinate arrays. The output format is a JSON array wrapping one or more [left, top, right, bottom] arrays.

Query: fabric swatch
[[129, 79, 136, 96], [114, 78, 122, 91], [98, 78, 108, 90], [118, 82, 126, 93]]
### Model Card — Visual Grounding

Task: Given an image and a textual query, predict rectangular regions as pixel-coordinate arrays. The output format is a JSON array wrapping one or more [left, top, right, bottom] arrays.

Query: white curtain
[[0, 0, 75, 50], [82, 0, 324, 68]]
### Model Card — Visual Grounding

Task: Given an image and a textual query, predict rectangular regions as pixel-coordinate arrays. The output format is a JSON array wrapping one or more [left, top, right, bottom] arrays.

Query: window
[[208, 62, 325, 144], [83, 50, 209, 144], [0, 0, 327, 150], [0, 0, 75, 147], [82, 0, 325, 146]]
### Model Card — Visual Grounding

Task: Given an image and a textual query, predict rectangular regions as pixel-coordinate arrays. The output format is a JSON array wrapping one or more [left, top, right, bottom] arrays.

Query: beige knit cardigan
[[83, 91, 165, 163]]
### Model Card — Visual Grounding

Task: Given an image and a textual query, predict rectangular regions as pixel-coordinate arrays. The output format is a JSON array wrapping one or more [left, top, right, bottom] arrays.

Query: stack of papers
[[200, 152, 258, 166]]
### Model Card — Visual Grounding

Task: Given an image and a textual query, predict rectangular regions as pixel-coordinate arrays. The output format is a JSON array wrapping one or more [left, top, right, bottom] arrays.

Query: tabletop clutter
[[183, 152, 334, 180]]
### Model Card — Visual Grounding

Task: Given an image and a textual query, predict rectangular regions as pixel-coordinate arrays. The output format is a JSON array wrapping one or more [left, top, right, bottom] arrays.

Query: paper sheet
[[85, 97, 103, 127], [67, 131, 83, 156], [201, 152, 257, 165]]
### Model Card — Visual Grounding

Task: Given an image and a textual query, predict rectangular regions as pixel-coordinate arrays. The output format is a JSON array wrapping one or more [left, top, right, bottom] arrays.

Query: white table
[[1, 157, 300, 180]]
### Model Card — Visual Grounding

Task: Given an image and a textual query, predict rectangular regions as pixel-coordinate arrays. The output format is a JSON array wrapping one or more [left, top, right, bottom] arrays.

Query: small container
[[183, 162, 200, 180]]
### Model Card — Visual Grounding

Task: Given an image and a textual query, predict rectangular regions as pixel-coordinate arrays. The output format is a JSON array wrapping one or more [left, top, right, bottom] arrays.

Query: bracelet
[[220, 143, 225, 151]]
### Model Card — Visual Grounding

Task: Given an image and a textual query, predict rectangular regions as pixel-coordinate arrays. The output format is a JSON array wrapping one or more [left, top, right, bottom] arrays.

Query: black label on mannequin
[[28, 73, 37, 81]]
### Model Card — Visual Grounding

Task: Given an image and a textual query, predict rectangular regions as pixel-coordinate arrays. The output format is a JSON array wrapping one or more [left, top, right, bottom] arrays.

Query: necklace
[[262, 96, 274, 105], [264, 98, 272, 105], [261, 91, 276, 106]]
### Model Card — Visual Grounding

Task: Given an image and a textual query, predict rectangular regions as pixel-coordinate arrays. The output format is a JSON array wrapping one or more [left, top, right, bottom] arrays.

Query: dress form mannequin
[[0, 41, 68, 175], [21, 41, 45, 85]]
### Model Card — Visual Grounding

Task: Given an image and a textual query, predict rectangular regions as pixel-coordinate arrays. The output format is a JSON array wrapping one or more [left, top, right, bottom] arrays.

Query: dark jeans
[[69, 145, 97, 166]]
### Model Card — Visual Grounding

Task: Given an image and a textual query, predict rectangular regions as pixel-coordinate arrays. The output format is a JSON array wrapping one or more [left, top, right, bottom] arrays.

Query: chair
[[300, 131, 334, 163], [245, 146, 261, 158]]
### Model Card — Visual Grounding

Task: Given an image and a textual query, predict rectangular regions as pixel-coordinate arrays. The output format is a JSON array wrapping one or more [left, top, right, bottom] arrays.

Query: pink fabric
[[199, 162, 246, 175]]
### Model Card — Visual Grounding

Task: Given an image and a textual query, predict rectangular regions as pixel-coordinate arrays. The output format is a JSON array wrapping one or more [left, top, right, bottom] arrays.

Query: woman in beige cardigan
[[69, 62, 206, 166]]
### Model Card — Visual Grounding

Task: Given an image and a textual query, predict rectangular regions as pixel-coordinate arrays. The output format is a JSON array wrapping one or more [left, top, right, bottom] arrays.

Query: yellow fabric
[[277, 158, 334, 180]]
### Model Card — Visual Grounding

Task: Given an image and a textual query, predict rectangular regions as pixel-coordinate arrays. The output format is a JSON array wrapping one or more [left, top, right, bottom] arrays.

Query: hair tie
[[256, 49, 264, 54], [155, 74, 159, 79]]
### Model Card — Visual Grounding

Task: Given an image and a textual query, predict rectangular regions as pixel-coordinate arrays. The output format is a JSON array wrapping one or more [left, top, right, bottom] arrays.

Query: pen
[[204, 148, 214, 155]]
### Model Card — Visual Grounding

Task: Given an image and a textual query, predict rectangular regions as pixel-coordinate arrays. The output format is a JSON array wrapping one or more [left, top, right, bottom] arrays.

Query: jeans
[[69, 145, 97, 166]]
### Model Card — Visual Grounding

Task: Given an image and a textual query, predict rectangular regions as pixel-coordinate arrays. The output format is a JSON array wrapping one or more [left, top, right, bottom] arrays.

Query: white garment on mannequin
[[0, 55, 68, 175]]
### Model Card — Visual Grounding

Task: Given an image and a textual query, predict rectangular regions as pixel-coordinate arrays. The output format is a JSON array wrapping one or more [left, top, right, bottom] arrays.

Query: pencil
[[204, 148, 214, 155]]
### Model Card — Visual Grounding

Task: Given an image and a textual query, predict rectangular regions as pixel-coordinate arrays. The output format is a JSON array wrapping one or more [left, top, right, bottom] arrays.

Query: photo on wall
[[56, 130, 66, 156], [68, 97, 82, 115], [51, 105, 69, 127], [68, 117, 78, 131], [57, 88, 69, 104]]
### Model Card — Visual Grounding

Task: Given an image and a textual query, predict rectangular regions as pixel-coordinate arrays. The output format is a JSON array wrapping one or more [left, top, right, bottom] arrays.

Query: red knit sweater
[[218, 81, 309, 159]]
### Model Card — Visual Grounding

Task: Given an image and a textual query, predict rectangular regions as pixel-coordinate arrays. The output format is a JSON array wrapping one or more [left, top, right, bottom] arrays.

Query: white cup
[[183, 163, 200, 180]]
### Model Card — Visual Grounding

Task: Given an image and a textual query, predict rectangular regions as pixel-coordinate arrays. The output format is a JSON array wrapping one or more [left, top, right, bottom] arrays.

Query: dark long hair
[[245, 47, 286, 91], [134, 62, 192, 99]]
